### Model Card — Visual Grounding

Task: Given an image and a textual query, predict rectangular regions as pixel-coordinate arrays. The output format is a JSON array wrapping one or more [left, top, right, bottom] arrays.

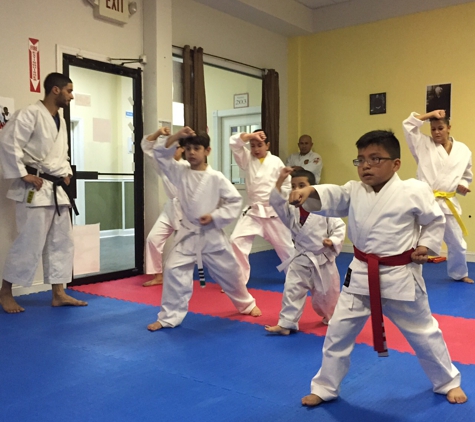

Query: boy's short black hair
[[355, 130, 400, 159], [430, 116, 450, 126], [179, 131, 210, 149], [291, 169, 316, 186], [44, 73, 72, 95]]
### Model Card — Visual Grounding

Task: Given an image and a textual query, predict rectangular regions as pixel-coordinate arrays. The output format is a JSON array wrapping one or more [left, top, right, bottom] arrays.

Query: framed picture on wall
[[369, 93, 386, 115], [426, 83, 451, 118]]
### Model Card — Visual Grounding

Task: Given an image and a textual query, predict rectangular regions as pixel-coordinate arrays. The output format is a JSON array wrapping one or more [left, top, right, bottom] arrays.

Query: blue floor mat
[[1, 288, 474, 422]]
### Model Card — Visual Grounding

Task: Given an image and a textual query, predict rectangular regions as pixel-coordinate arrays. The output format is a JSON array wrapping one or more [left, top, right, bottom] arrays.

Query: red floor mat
[[71, 275, 475, 365]]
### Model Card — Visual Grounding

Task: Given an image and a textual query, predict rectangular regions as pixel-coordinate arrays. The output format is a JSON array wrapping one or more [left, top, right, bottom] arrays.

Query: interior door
[[63, 54, 144, 285], [221, 113, 261, 183]]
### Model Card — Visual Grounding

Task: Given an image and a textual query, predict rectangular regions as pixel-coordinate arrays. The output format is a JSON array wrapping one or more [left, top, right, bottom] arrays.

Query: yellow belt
[[433, 190, 468, 236]]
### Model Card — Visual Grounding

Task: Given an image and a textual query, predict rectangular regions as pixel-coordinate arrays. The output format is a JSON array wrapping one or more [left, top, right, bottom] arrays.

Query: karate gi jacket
[[286, 150, 323, 184], [141, 136, 182, 228], [304, 173, 445, 301], [153, 136, 242, 255], [403, 112, 472, 215], [0, 101, 72, 207], [230, 133, 290, 218], [270, 188, 345, 293]]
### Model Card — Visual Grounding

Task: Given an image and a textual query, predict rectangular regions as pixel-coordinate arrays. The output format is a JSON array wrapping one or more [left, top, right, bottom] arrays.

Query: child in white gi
[[289, 130, 467, 406], [229, 130, 294, 284], [147, 127, 261, 331], [265, 168, 345, 334], [141, 127, 183, 287], [403, 110, 473, 283]]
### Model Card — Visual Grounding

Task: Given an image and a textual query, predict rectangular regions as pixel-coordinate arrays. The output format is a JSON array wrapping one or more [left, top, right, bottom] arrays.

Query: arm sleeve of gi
[[210, 175, 243, 229], [413, 183, 446, 256], [327, 217, 346, 255], [269, 188, 293, 229], [229, 133, 250, 170], [402, 112, 430, 163], [310, 182, 352, 217], [459, 150, 473, 189], [142, 135, 166, 177], [152, 136, 183, 185], [0, 109, 35, 179]]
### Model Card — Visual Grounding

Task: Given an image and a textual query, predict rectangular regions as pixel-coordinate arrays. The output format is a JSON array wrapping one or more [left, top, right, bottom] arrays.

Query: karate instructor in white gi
[[0, 72, 87, 313]]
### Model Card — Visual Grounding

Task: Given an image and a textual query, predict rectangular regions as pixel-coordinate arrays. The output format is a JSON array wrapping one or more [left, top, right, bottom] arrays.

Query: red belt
[[353, 246, 414, 357]]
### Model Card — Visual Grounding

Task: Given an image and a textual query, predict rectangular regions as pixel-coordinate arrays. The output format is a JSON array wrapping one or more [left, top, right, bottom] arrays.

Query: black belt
[[25, 165, 79, 216]]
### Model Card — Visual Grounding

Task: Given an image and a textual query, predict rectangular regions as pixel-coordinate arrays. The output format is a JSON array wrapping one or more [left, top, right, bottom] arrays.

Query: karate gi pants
[[3, 203, 73, 287], [310, 286, 461, 401], [278, 260, 340, 331], [157, 245, 257, 328], [231, 215, 294, 284], [145, 206, 175, 275], [444, 214, 468, 280]]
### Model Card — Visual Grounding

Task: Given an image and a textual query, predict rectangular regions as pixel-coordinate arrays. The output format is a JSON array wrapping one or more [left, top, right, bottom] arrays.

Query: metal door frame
[[62, 54, 144, 285]]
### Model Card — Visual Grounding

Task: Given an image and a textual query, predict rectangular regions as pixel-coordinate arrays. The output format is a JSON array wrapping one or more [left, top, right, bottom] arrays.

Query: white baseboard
[[12, 283, 51, 297]]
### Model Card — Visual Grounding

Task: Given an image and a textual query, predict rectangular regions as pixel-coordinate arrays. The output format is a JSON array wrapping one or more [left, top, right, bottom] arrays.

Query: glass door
[[63, 55, 144, 285]]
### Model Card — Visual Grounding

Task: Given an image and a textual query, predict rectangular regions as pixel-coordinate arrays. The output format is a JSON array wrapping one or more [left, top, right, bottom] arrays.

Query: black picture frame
[[369, 93, 386, 115]]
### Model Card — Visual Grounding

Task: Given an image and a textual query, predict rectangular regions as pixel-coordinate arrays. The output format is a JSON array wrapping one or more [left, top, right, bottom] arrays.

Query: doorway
[[62, 54, 144, 285]]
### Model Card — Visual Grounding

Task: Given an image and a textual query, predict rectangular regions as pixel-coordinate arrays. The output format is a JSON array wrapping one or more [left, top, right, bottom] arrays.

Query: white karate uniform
[[0, 101, 73, 286], [229, 134, 294, 284], [304, 174, 461, 401], [152, 136, 257, 327], [403, 112, 473, 280], [141, 137, 182, 274], [286, 150, 323, 184], [269, 188, 345, 330]]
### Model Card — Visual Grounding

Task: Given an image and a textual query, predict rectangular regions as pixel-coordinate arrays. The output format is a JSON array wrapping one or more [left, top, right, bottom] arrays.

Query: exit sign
[[98, 0, 128, 24]]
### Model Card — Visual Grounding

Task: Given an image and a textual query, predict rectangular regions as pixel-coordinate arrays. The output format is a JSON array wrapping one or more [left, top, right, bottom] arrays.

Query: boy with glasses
[[289, 130, 466, 406]]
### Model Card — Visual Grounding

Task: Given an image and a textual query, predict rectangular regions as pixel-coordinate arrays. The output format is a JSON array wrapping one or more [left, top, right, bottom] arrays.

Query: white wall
[[0, 0, 144, 293], [0, 0, 290, 292], [171, 0, 289, 160]]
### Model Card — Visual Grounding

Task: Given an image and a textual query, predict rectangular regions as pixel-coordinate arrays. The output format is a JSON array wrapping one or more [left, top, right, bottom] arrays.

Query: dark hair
[[355, 130, 400, 159], [179, 131, 210, 149], [430, 116, 450, 126], [43, 73, 72, 95], [291, 169, 316, 186]]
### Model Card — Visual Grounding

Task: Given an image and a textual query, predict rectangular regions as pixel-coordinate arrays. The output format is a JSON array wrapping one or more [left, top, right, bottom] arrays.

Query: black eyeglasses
[[353, 157, 393, 167]]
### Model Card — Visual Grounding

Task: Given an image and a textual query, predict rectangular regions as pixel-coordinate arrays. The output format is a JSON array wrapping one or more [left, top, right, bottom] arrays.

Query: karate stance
[[147, 127, 261, 331], [229, 130, 294, 284], [141, 127, 183, 286], [403, 110, 473, 283], [288, 130, 466, 406], [265, 168, 345, 334], [0, 72, 87, 313]]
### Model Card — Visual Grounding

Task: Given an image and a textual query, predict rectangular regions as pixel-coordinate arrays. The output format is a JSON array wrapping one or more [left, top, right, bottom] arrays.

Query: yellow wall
[[288, 3, 475, 252]]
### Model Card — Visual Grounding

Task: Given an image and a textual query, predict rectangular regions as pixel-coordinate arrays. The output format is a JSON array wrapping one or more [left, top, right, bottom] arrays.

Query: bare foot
[[265, 325, 291, 335], [0, 280, 25, 313], [147, 321, 163, 331], [447, 387, 468, 404], [459, 277, 474, 284], [52, 293, 88, 307], [301, 394, 324, 407], [0, 294, 25, 313], [249, 306, 262, 317], [143, 274, 163, 287]]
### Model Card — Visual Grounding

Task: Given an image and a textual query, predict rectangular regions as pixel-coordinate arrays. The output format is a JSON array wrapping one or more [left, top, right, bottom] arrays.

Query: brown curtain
[[262, 69, 280, 156], [182, 45, 207, 133]]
